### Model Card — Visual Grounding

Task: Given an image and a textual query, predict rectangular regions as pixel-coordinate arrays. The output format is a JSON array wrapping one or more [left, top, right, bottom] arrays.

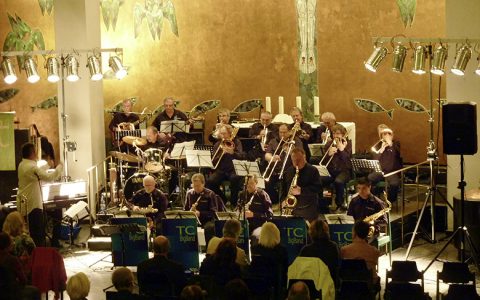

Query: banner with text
[[0, 113, 15, 170], [162, 218, 199, 269], [272, 216, 307, 264]]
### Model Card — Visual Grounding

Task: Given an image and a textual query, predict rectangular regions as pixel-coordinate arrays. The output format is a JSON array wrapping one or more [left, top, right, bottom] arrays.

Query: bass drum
[[123, 173, 157, 200]]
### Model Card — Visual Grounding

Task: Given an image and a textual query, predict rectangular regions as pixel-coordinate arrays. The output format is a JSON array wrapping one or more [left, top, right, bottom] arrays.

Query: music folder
[[315, 164, 331, 177]]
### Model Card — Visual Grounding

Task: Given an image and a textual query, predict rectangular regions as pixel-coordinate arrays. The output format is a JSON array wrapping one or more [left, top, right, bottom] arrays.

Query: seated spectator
[[137, 235, 186, 296], [0, 232, 39, 300], [341, 220, 381, 281], [200, 238, 241, 286], [66, 272, 90, 300], [2, 211, 36, 279], [180, 285, 205, 300], [110, 267, 146, 300], [224, 278, 249, 299], [207, 219, 248, 266], [287, 281, 310, 300], [299, 219, 340, 287]]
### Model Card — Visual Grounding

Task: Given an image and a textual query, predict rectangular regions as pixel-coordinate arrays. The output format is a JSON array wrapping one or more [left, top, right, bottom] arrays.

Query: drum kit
[[109, 135, 172, 200]]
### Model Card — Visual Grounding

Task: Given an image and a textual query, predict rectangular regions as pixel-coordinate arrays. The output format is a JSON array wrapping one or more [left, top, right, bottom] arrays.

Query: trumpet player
[[264, 124, 302, 204], [185, 173, 223, 244], [281, 148, 322, 222], [238, 174, 273, 220], [316, 112, 336, 144], [209, 108, 232, 143], [289, 107, 314, 161], [206, 124, 245, 207], [319, 124, 352, 213], [368, 125, 402, 203], [249, 111, 278, 150]]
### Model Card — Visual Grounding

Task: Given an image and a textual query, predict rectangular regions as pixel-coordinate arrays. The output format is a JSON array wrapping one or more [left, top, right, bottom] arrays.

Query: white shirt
[[17, 158, 63, 215]]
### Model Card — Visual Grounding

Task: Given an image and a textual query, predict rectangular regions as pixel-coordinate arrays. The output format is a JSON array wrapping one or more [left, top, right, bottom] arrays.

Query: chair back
[[338, 281, 371, 300], [139, 270, 175, 297], [31, 247, 67, 295], [444, 284, 480, 300], [439, 262, 475, 284], [339, 259, 371, 282], [387, 261, 422, 283], [384, 282, 425, 300]]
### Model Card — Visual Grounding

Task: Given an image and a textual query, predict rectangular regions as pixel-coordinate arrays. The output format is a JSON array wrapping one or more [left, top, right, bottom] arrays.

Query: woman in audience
[[299, 219, 340, 287], [2, 211, 36, 280], [110, 267, 146, 300], [199, 238, 241, 286], [66, 272, 90, 300]]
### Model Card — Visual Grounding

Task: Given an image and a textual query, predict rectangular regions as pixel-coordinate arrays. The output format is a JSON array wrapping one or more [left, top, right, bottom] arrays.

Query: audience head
[[308, 219, 330, 242], [0, 232, 12, 251], [111, 267, 135, 292], [2, 211, 26, 237], [356, 177, 372, 199], [66, 272, 90, 300], [21, 143, 36, 160], [258, 222, 281, 248], [288, 281, 310, 300], [225, 278, 249, 299], [214, 238, 237, 266], [180, 284, 204, 300], [153, 235, 170, 256], [353, 220, 370, 240], [222, 219, 242, 240]]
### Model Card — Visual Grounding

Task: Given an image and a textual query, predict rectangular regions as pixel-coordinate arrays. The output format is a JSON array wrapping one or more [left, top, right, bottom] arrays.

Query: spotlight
[[87, 55, 103, 81], [1, 57, 17, 84], [109, 56, 127, 79], [430, 44, 448, 75], [24, 57, 40, 83], [451, 44, 471, 76], [46, 57, 60, 83], [412, 45, 427, 75], [364, 45, 388, 72], [476, 56, 480, 76], [392, 43, 407, 72], [65, 55, 80, 82]]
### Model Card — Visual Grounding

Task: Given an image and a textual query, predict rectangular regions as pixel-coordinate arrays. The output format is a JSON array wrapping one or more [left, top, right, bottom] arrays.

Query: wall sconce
[[46, 57, 60, 83], [451, 44, 471, 76], [1, 57, 17, 84], [430, 44, 448, 75], [412, 45, 427, 75], [364, 44, 388, 72], [109, 56, 127, 79]]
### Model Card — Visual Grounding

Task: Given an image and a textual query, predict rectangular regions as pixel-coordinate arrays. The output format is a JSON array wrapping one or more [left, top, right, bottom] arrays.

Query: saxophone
[[190, 194, 202, 212], [282, 167, 299, 216], [364, 192, 392, 237]]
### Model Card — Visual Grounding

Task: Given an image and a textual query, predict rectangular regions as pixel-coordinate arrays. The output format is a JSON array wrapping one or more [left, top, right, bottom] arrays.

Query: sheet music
[[315, 165, 331, 177], [186, 150, 214, 168], [170, 140, 195, 159]]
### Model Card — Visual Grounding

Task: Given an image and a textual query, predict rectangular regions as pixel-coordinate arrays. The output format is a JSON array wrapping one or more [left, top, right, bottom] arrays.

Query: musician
[[249, 111, 278, 149], [152, 97, 189, 145], [144, 126, 169, 151], [368, 125, 402, 202], [289, 107, 314, 161], [208, 108, 232, 143], [130, 175, 168, 232], [316, 112, 336, 144], [264, 123, 302, 204], [207, 124, 245, 207], [109, 98, 140, 152], [281, 148, 322, 222], [347, 178, 387, 238], [238, 174, 273, 219], [184, 173, 224, 244], [319, 123, 352, 212]]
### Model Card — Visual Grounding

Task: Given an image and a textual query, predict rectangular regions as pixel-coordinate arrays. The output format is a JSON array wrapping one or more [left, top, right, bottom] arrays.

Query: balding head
[[143, 175, 156, 193], [153, 235, 170, 255], [288, 281, 310, 300]]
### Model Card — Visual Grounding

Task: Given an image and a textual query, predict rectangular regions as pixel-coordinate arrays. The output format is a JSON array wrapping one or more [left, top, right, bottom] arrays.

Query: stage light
[[109, 56, 127, 79], [430, 44, 448, 75], [476, 56, 480, 76], [392, 43, 407, 72], [364, 45, 388, 72], [65, 55, 80, 82], [1, 57, 17, 84], [412, 45, 427, 74], [46, 57, 60, 83], [24, 57, 40, 83], [87, 55, 103, 81], [451, 44, 471, 76]]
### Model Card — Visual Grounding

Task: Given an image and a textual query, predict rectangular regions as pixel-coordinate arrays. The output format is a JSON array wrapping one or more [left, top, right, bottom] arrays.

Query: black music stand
[[233, 160, 260, 232], [215, 212, 238, 220], [165, 210, 200, 224], [159, 120, 189, 136], [351, 158, 382, 174], [170, 141, 195, 207], [63, 201, 89, 248], [324, 213, 354, 225]]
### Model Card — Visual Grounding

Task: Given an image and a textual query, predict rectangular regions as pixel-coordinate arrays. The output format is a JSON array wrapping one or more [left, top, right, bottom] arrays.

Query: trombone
[[319, 135, 348, 167], [211, 127, 239, 169]]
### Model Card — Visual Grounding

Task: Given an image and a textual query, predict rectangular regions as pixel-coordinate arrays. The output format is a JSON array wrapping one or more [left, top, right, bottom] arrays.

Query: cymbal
[[109, 151, 142, 163], [122, 136, 147, 146]]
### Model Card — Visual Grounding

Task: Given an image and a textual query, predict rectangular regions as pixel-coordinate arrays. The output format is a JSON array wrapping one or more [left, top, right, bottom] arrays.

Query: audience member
[[287, 281, 310, 300], [200, 238, 241, 286], [179, 285, 205, 300], [341, 220, 381, 281], [110, 267, 146, 300], [66, 272, 90, 300], [299, 219, 340, 287], [224, 278, 249, 299], [207, 219, 248, 266], [137, 235, 186, 296]]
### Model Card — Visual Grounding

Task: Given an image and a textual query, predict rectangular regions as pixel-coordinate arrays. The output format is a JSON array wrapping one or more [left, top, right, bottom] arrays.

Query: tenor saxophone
[[282, 167, 299, 216], [363, 192, 392, 237]]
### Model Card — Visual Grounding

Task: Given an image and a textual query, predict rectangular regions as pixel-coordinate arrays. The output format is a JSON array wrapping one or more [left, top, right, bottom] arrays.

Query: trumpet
[[212, 127, 239, 169], [282, 167, 299, 216], [371, 139, 385, 154], [261, 125, 268, 147], [321, 127, 330, 145]]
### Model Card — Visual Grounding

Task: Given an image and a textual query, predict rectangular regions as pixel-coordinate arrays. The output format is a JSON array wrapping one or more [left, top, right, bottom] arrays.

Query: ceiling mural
[[396, 0, 416, 27], [134, 0, 178, 40], [100, 0, 125, 31]]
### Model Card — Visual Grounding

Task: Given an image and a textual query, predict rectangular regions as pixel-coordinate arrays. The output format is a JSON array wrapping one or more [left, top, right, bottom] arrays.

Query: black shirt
[[238, 188, 273, 218], [130, 189, 168, 219], [265, 137, 302, 174], [249, 122, 279, 144], [109, 112, 140, 131], [324, 138, 352, 174], [151, 109, 189, 143], [347, 193, 387, 233], [373, 140, 402, 173], [212, 138, 245, 174], [184, 188, 221, 225]]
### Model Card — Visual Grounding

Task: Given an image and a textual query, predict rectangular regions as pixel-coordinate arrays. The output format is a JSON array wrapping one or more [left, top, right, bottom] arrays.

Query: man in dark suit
[[137, 235, 187, 297]]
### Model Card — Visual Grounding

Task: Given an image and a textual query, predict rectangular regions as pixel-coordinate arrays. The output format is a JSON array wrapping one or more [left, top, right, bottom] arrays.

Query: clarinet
[[190, 194, 202, 212], [244, 190, 257, 212]]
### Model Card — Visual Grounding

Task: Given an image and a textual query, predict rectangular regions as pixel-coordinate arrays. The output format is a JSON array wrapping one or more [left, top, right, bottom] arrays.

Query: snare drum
[[144, 148, 164, 173], [124, 173, 157, 200]]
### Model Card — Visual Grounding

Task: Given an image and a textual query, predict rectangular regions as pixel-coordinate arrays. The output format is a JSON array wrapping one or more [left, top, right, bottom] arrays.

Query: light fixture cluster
[[365, 41, 480, 76], [1, 53, 127, 84]]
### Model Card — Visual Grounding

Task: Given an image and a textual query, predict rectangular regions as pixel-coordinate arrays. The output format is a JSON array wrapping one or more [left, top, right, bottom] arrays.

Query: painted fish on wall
[[31, 96, 58, 112], [354, 98, 394, 120], [105, 97, 139, 113], [0, 89, 19, 103], [395, 98, 431, 116], [233, 99, 263, 113], [190, 100, 221, 118], [134, 0, 179, 40]]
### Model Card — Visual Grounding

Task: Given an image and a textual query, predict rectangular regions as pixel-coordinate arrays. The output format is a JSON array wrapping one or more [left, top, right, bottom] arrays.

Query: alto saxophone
[[282, 167, 299, 216], [364, 192, 392, 237], [190, 194, 202, 212]]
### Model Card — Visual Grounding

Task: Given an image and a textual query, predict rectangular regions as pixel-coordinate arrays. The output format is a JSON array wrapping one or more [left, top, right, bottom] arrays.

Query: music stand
[[215, 212, 238, 220], [170, 140, 195, 159], [159, 120, 189, 135], [351, 158, 382, 174], [324, 214, 354, 225], [233, 160, 261, 225], [165, 210, 200, 224], [315, 165, 331, 177], [63, 201, 89, 248], [308, 143, 325, 158], [186, 149, 213, 173]]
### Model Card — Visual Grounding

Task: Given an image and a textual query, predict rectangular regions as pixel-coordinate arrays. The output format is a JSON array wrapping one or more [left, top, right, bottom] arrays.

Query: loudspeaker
[[442, 102, 477, 155]]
